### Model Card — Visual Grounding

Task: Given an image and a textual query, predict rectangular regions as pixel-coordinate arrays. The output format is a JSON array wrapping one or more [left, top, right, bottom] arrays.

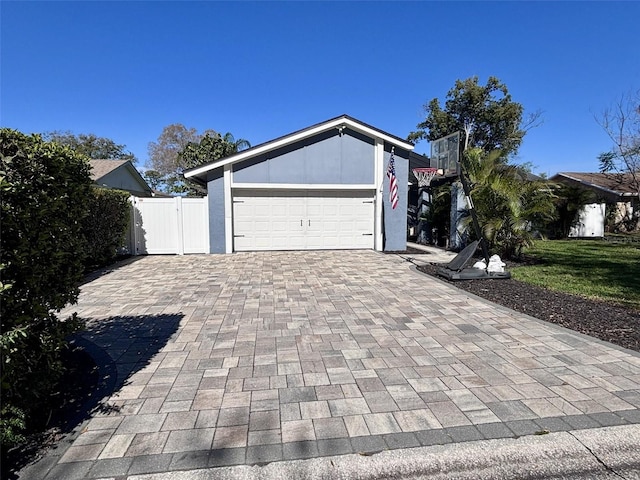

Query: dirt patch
[[416, 262, 640, 353]]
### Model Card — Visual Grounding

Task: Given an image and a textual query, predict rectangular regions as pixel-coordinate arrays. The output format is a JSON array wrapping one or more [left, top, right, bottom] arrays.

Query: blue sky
[[2, 1, 638, 176]]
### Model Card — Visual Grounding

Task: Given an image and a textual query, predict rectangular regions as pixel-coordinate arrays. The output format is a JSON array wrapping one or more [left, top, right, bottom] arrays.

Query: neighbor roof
[[184, 114, 415, 182], [553, 172, 638, 197], [89, 159, 130, 182], [89, 159, 153, 195]]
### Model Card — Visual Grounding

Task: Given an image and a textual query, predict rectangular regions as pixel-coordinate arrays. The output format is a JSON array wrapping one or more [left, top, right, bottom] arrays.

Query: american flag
[[386, 149, 399, 209]]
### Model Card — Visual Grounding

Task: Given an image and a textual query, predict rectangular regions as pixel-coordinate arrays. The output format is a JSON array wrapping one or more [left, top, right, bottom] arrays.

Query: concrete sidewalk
[[17, 250, 640, 479], [118, 424, 640, 479]]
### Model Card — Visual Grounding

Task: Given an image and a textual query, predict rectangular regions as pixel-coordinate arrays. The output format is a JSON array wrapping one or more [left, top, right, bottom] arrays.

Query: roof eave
[[555, 173, 636, 198], [124, 162, 153, 194]]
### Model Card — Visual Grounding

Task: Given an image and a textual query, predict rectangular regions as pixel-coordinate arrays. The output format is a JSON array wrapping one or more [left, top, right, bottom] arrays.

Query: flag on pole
[[386, 148, 399, 209]]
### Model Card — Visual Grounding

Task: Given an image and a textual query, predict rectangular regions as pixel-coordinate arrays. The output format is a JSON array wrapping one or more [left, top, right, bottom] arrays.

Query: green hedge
[[0, 129, 91, 447], [83, 187, 131, 270]]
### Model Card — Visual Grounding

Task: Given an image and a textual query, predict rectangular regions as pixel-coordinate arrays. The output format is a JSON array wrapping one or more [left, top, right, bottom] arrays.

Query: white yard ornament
[[487, 255, 506, 273], [472, 260, 487, 270]]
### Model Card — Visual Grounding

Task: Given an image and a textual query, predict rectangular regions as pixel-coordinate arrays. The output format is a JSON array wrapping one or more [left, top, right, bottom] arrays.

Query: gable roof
[[89, 159, 131, 181], [184, 114, 415, 182], [89, 159, 153, 196], [552, 172, 638, 197]]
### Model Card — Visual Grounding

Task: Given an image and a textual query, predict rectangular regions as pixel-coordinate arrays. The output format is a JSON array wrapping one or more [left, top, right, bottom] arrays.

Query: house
[[89, 159, 153, 197], [184, 115, 413, 253], [551, 172, 640, 233]]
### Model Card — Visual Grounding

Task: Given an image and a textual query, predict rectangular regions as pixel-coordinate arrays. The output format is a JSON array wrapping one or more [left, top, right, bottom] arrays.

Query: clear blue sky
[[2, 1, 638, 176]]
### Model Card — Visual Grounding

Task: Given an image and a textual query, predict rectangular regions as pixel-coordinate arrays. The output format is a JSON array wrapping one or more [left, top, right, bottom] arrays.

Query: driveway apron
[[20, 251, 640, 479]]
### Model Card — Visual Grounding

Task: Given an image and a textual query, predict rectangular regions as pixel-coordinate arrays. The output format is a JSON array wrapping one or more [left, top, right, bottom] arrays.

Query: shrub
[[83, 187, 131, 270], [0, 129, 91, 448]]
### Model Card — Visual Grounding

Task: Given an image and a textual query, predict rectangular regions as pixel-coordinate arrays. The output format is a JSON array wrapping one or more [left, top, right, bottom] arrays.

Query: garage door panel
[[254, 220, 271, 232], [271, 221, 288, 232], [355, 220, 372, 231], [233, 190, 374, 251], [289, 201, 306, 213], [255, 205, 276, 216], [321, 205, 339, 216], [306, 204, 323, 216]]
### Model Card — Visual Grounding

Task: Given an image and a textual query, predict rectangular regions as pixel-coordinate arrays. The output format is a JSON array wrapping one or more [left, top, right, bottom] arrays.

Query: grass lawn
[[511, 239, 640, 310]]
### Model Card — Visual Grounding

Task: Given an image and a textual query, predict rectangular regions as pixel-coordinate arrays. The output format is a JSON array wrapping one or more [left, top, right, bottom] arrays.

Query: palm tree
[[220, 132, 251, 154], [462, 148, 556, 259]]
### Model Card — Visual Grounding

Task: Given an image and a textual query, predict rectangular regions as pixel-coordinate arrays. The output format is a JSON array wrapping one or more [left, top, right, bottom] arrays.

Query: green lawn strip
[[511, 240, 640, 310]]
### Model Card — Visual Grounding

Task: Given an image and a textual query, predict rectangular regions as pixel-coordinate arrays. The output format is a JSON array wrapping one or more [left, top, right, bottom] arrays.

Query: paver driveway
[[23, 251, 640, 479]]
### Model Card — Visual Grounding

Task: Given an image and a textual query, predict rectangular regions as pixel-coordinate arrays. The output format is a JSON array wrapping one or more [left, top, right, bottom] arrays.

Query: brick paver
[[19, 250, 640, 479]]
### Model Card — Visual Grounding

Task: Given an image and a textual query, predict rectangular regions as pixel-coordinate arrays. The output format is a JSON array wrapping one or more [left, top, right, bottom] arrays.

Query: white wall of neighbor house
[[569, 203, 606, 238], [99, 169, 152, 197]]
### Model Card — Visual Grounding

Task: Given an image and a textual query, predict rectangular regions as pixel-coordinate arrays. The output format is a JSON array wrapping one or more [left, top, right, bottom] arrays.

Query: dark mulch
[[416, 261, 640, 353]]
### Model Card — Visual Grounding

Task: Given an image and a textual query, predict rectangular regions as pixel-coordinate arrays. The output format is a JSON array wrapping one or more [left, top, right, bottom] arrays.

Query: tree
[[596, 90, 640, 199], [44, 131, 137, 163], [409, 76, 540, 158], [147, 124, 214, 177], [147, 125, 250, 195], [146, 124, 215, 194], [173, 132, 251, 195], [142, 169, 166, 191], [180, 132, 250, 169]]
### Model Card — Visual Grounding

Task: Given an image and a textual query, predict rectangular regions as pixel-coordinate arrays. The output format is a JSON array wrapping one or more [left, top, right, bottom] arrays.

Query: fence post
[[176, 197, 185, 255], [128, 196, 138, 256]]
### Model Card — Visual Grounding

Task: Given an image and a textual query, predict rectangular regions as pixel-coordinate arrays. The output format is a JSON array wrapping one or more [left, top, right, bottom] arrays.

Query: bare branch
[[595, 90, 640, 198], [521, 109, 544, 133]]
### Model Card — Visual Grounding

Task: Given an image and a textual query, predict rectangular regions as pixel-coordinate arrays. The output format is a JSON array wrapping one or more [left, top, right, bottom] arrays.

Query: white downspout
[[224, 164, 233, 253], [374, 139, 384, 251]]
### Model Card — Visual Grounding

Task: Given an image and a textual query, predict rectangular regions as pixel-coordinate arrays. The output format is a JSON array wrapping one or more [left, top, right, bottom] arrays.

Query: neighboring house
[[89, 159, 153, 197], [551, 172, 640, 234], [184, 114, 414, 253]]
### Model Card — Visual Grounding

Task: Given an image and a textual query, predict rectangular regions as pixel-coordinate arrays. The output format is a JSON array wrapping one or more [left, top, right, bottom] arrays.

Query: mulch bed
[[413, 258, 640, 353]]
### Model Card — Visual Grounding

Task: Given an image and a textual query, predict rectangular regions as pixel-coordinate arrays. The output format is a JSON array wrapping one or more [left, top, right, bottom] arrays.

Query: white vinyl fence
[[127, 196, 209, 255]]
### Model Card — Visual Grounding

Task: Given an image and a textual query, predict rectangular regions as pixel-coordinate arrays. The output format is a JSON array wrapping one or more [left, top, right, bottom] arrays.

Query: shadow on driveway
[[5, 313, 182, 479], [80, 256, 146, 286]]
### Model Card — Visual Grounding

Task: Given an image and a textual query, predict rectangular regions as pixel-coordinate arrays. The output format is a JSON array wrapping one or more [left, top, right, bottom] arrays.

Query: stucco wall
[[383, 147, 409, 251], [233, 128, 375, 185], [206, 170, 225, 253]]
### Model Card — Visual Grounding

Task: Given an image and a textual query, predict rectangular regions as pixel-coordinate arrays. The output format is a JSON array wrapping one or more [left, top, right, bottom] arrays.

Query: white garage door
[[233, 190, 374, 251]]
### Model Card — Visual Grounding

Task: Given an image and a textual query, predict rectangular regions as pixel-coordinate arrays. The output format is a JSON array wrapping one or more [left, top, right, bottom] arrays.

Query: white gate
[[129, 197, 209, 255]]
